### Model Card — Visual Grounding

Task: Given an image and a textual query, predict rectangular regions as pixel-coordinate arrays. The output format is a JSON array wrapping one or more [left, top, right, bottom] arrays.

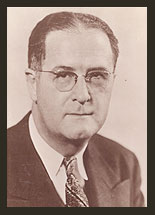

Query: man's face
[[34, 28, 115, 140]]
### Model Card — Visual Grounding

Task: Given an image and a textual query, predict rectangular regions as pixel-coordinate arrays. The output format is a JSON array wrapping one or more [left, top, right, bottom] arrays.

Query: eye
[[88, 71, 108, 80], [55, 71, 75, 79]]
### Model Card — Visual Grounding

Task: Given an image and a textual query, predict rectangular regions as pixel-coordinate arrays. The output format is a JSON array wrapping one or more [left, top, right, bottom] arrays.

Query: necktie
[[63, 156, 89, 207]]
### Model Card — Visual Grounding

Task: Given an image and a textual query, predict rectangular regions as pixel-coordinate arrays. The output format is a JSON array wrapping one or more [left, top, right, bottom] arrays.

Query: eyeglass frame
[[26, 68, 115, 92], [37, 69, 115, 92]]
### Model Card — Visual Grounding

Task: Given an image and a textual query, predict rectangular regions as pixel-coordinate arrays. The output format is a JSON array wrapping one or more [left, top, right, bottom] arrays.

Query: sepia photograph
[[7, 7, 147, 207]]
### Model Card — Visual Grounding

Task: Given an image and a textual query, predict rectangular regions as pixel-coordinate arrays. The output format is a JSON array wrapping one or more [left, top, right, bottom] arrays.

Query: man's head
[[28, 11, 119, 71], [26, 11, 119, 152]]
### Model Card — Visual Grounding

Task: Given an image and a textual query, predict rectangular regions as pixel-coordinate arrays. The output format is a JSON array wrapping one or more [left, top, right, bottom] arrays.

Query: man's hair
[[28, 11, 119, 71]]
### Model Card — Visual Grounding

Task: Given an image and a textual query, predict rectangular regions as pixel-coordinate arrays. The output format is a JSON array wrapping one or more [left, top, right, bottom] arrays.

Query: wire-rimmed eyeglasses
[[37, 69, 114, 92]]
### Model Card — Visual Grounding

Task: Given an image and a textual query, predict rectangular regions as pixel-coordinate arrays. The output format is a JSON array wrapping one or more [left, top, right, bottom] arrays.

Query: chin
[[63, 126, 98, 140], [68, 133, 90, 140], [60, 117, 102, 140]]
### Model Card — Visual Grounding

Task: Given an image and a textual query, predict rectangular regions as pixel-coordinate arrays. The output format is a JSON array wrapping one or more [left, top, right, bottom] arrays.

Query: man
[[7, 11, 144, 207]]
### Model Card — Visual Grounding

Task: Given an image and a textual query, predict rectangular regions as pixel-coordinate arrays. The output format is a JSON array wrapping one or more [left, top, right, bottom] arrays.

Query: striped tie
[[63, 156, 89, 207]]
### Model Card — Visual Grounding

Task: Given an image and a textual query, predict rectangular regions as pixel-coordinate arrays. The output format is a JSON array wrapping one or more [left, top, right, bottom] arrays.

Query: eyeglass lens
[[53, 71, 111, 92]]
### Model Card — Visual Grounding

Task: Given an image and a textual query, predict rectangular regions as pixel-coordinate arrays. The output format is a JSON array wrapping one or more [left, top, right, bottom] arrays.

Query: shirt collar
[[29, 114, 88, 180]]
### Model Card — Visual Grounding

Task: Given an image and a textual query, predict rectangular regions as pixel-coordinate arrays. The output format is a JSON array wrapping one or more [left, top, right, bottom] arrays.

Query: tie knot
[[63, 156, 77, 176]]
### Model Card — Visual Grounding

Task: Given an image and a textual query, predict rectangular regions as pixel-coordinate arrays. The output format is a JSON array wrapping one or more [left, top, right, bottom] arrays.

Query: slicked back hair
[[28, 11, 119, 71]]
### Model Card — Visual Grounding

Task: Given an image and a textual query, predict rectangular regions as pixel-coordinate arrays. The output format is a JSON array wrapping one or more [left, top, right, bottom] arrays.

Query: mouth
[[66, 113, 93, 116]]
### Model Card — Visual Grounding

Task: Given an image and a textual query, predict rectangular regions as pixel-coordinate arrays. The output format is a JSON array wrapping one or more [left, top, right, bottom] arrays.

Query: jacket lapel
[[11, 113, 65, 207], [84, 136, 130, 207], [15, 160, 65, 207]]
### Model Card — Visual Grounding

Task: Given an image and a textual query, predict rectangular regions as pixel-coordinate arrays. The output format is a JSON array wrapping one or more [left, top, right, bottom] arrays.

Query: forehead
[[42, 28, 114, 71]]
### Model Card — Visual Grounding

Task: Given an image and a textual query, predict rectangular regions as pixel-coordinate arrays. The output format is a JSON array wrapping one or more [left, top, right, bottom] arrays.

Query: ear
[[25, 68, 38, 103]]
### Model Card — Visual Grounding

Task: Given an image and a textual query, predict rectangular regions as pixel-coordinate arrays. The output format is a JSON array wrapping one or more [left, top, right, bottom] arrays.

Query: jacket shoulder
[[90, 134, 140, 176], [7, 112, 32, 157], [91, 134, 136, 158], [7, 112, 31, 140]]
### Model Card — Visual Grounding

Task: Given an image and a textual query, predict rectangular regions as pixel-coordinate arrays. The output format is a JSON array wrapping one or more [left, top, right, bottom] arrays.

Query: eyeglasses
[[38, 69, 114, 92]]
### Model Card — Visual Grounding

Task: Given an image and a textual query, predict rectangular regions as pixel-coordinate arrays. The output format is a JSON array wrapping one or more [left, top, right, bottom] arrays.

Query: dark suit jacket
[[7, 112, 144, 207]]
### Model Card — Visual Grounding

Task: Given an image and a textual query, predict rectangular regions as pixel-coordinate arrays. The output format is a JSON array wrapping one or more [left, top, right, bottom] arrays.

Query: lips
[[66, 112, 93, 116]]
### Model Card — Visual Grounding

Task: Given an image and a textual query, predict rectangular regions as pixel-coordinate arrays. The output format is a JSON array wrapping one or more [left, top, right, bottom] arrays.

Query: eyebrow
[[52, 66, 75, 72], [52, 66, 109, 73], [87, 67, 109, 73]]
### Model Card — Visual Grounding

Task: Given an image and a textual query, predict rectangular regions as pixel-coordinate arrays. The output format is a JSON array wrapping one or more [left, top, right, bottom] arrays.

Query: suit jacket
[[7, 112, 144, 207]]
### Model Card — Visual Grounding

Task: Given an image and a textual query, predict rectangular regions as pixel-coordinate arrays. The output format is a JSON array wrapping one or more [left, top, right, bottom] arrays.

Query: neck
[[31, 105, 89, 157]]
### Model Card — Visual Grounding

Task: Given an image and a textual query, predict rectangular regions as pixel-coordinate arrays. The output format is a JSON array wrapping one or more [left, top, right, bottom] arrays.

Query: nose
[[71, 76, 91, 105]]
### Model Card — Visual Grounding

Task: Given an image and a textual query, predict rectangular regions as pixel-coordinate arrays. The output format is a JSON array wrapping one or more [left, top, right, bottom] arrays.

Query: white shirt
[[28, 114, 88, 203]]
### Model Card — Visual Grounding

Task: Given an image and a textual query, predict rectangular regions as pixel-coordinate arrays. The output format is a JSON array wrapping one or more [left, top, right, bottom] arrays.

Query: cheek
[[36, 81, 70, 123], [37, 93, 59, 126], [92, 88, 112, 122]]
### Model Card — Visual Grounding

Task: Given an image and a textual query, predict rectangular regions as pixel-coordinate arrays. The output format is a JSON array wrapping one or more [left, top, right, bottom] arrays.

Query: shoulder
[[7, 112, 32, 155], [90, 133, 136, 157], [89, 134, 139, 174], [7, 112, 31, 139], [7, 112, 35, 184]]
